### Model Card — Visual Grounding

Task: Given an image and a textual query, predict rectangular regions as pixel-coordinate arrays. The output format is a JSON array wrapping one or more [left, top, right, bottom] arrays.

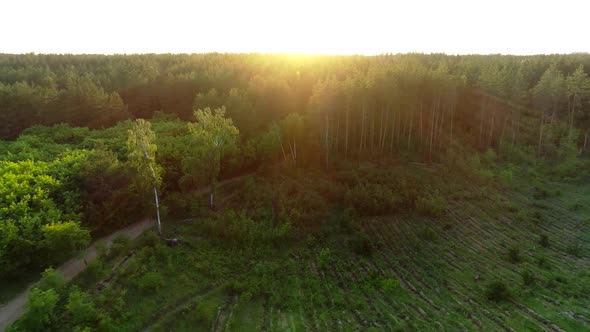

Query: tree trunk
[[538, 114, 544, 157], [359, 104, 365, 153], [345, 102, 349, 160], [325, 113, 329, 170], [153, 186, 161, 235], [479, 97, 486, 147], [382, 105, 389, 151], [281, 143, 287, 162], [407, 105, 414, 151]]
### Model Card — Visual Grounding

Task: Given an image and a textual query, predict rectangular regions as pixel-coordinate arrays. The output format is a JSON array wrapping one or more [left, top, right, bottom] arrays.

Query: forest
[[0, 53, 589, 331]]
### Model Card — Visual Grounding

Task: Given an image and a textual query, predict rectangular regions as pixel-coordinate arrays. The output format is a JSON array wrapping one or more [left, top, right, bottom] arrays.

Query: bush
[[381, 277, 400, 294], [350, 232, 373, 257], [134, 271, 163, 292], [566, 243, 583, 257], [16, 288, 59, 331], [37, 267, 66, 292], [507, 246, 522, 263], [344, 183, 403, 216], [79, 258, 107, 283], [108, 234, 131, 258], [419, 227, 437, 242], [539, 234, 550, 248], [318, 248, 332, 270], [66, 287, 97, 326], [485, 281, 510, 302], [416, 191, 447, 217], [521, 269, 535, 286]]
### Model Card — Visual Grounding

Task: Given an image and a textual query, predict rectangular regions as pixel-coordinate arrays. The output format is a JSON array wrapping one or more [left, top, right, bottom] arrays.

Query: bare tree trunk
[[407, 105, 414, 150], [153, 186, 161, 234], [390, 107, 395, 153], [345, 102, 349, 160], [419, 101, 424, 148], [488, 111, 495, 148], [538, 114, 544, 157], [449, 102, 454, 151], [429, 97, 436, 162], [280, 143, 287, 162], [370, 106, 375, 153], [335, 114, 340, 156], [499, 117, 507, 157], [359, 105, 365, 153], [293, 140, 297, 167], [479, 97, 486, 147], [382, 105, 389, 151], [325, 113, 329, 170]]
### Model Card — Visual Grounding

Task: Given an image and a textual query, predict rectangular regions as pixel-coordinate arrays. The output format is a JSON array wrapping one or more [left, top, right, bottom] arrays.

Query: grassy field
[[13, 165, 590, 331]]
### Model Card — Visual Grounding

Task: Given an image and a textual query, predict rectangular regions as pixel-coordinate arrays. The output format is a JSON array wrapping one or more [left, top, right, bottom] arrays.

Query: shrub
[[37, 267, 66, 292], [381, 277, 400, 294], [485, 281, 510, 302], [498, 168, 513, 185], [344, 183, 403, 216], [539, 234, 550, 248], [17, 288, 60, 331], [507, 246, 521, 263], [66, 287, 97, 326], [135, 271, 163, 292], [566, 243, 583, 257], [536, 255, 550, 269], [318, 248, 332, 270], [416, 191, 447, 217], [521, 269, 535, 286], [137, 230, 160, 248], [350, 232, 373, 257], [80, 258, 107, 283], [108, 234, 131, 258], [419, 227, 437, 242]]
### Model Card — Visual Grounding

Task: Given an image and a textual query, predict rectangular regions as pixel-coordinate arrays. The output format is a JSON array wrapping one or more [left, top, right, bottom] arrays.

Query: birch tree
[[127, 119, 162, 234], [187, 106, 239, 208]]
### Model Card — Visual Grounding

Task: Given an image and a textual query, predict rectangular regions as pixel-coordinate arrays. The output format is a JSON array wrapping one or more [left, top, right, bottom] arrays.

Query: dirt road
[[0, 219, 155, 331]]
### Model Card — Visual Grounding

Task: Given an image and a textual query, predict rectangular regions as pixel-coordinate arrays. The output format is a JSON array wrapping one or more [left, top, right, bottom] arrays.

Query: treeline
[[1, 53, 590, 159]]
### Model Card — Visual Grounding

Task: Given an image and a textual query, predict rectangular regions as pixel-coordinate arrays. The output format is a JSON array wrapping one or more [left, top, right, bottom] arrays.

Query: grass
[[10, 165, 590, 331]]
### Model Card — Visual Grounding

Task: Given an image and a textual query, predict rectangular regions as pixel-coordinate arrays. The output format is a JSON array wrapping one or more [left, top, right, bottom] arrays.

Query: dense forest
[[1, 53, 590, 331]]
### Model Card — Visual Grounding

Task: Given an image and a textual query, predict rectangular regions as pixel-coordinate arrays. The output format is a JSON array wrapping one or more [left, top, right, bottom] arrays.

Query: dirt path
[[0, 174, 251, 331], [0, 219, 155, 331]]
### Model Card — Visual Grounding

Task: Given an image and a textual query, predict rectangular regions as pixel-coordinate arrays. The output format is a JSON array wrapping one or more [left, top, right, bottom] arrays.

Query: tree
[[566, 65, 589, 139], [279, 113, 304, 167], [127, 119, 162, 234], [17, 288, 59, 331], [532, 64, 567, 156], [187, 106, 239, 208]]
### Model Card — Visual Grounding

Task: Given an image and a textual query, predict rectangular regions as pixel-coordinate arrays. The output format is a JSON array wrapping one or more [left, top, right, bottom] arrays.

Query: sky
[[1, 0, 588, 55]]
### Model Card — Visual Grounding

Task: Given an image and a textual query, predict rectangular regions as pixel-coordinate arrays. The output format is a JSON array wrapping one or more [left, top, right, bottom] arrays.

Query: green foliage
[[521, 269, 535, 286], [0, 156, 89, 276], [416, 191, 447, 217], [318, 248, 332, 270], [127, 119, 161, 190], [507, 245, 522, 263], [66, 287, 97, 326], [485, 281, 510, 302], [17, 288, 60, 331], [42, 221, 90, 264], [566, 243, 583, 257], [381, 277, 401, 294], [134, 271, 163, 292], [539, 234, 550, 248], [344, 183, 403, 216], [37, 267, 66, 292], [108, 234, 131, 258]]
